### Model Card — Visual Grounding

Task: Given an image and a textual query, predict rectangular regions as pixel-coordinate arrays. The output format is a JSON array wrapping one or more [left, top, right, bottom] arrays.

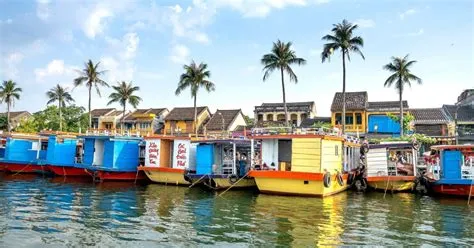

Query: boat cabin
[[140, 137, 196, 171], [1, 134, 48, 164], [194, 139, 256, 176], [366, 142, 417, 177], [45, 134, 82, 166], [77, 135, 142, 172], [250, 127, 360, 174], [428, 145, 474, 182]]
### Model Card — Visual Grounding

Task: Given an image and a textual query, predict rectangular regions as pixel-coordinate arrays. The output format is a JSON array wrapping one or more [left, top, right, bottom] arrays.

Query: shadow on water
[[0, 173, 473, 247]]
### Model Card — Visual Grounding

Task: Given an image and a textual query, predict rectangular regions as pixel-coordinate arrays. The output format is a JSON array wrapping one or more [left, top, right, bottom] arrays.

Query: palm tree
[[107, 81, 142, 131], [175, 61, 215, 134], [46, 84, 75, 131], [0, 80, 22, 132], [261, 40, 306, 126], [321, 19, 365, 134], [383, 54, 422, 136], [73, 59, 108, 128]]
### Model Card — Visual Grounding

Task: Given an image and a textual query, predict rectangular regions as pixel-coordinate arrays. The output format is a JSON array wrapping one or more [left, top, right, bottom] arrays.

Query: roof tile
[[331, 92, 368, 111]]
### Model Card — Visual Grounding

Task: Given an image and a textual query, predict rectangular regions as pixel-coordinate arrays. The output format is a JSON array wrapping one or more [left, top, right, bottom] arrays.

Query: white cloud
[[170, 44, 190, 64], [127, 21, 146, 31], [83, 7, 113, 39], [0, 18, 13, 25], [34, 59, 75, 82], [217, 0, 307, 18], [395, 28, 424, 37], [36, 0, 50, 21], [399, 8, 416, 20], [354, 18, 375, 28], [122, 33, 140, 60], [2, 52, 24, 79]]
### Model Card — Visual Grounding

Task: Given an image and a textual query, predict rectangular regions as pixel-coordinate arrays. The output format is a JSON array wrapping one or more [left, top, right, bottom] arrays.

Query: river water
[[0, 174, 473, 247]]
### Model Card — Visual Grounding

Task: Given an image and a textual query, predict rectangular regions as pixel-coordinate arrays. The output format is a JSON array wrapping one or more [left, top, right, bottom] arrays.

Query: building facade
[[205, 109, 247, 136], [0, 111, 32, 131], [164, 107, 211, 135], [98, 110, 126, 130], [366, 101, 409, 136], [410, 108, 455, 144], [90, 108, 116, 129], [122, 108, 169, 134], [254, 101, 316, 126], [330, 92, 368, 134]]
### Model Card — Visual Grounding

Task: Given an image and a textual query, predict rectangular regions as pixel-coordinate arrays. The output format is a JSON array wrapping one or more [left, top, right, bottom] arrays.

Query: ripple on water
[[0, 175, 474, 247]]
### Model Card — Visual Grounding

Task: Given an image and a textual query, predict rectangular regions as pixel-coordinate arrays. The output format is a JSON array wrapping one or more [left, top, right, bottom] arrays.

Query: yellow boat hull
[[367, 176, 415, 192], [211, 178, 256, 189], [250, 171, 349, 197], [139, 167, 190, 186]]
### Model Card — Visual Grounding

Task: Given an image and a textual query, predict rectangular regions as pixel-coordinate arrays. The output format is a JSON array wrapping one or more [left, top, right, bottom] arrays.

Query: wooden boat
[[249, 127, 361, 197], [424, 145, 474, 197], [186, 138, 257, 190], [74, 135, 146, 182], [364, 142, 418, 192], [0, 133, 49, 174], [138, 136, 194, 185], [42, 134, 89, 177]]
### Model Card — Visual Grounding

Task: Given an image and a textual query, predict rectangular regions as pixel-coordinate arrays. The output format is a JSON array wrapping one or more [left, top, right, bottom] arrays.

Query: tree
[[0, 115, 7, 130], [0, 80, 22, 132], [261, 40, 306, 126], [73, 60, 108, 128], [175, 61, 215, 134], [15, 118, 38, 133], [383, 55, 422, 136], [321, 19, 365, 134], [33, 105, 88, 133], [387, 112, 415, 134], [107, 81, 142, 130], [46, 84, 75, 131]]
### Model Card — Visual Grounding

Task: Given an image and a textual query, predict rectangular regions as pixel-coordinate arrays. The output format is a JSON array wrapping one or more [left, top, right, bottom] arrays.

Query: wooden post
[[233, 142, 236, 175], [250, 139, 254, 169]]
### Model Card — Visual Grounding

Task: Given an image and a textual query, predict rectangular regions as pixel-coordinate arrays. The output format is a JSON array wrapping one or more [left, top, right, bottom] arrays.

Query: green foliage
[[243, 115, 255, 126], [23, 105, 88, 133], [311, 121, 331, 129], [0, 115, 7, 130], [108, 81, 142, 109], [387, 113, 414, 133], [369, 133, 437, 145], [15, 118, 38, 133], [321, 19, 365, 62]]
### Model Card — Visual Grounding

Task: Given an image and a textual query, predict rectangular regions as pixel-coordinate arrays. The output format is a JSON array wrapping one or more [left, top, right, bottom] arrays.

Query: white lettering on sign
[[145, 139, 161, 167], [173, 140, 190, 169]]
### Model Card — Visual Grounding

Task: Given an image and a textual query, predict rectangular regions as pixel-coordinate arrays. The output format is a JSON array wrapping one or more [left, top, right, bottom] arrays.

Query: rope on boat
[[134, 167, 140, 184], [188, 174, 208, 188], [384, 174, 391, 199], [11, 162, 33, 176], [62, 166, 67, 177], [468, 178, 474, 205], [218, 171, 251, 197]]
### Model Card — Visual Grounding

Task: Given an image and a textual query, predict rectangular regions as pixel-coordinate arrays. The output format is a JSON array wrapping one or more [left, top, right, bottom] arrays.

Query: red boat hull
[[97, 170, 147, 182], [47, 165, 89, 177], [2, 162, 47, 174], [432, 184, 474, 196]]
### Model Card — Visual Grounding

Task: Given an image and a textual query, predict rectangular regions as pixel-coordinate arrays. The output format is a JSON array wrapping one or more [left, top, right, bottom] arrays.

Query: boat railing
[[250, 126, 361, 143]]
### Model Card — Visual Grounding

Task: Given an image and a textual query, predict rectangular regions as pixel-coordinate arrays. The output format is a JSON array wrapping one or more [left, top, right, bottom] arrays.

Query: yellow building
[[122, 108, 169, 134], [98, 110, 126, 130], [330, 91, 368, 133], [164, 106, 211, 135]]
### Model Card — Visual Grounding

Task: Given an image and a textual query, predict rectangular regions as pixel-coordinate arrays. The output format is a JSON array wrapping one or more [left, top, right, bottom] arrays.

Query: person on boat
[[396, 151, 414, 176]]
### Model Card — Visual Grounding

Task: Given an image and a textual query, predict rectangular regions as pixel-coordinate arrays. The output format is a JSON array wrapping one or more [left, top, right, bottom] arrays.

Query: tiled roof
[[90, 108, 115, 117], [233, 125, 251, 132], [108, 110, 124, 116], [410, 108, 451, 124], [368, 101, 408, 111], [165, 107, 209, 121], [443, 104, 474, 122], [255, 101, 315, 113], [331, 91, 368, 111], [0, 111, 31, 119], [206, 109, 243, 131], [124, 108, 167, 122], [299, 117, 331, 128]]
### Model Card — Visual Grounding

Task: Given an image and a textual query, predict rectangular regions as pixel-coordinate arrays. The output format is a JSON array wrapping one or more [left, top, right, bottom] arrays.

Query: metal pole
[[232, 142, 236, 175], [250, 139, 254, 169], [455, 105, 459, 145]]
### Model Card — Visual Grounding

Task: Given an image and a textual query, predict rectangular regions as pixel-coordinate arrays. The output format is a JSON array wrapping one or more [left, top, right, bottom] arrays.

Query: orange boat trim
[[138, 166, 185, 173]]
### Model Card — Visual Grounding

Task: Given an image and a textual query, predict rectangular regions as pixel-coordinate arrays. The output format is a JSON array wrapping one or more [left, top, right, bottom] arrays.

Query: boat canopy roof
[[192, 138, 252, 146], [143, 135, 191, 141], [0, 133, 47, 141], [77, 135, 143, 141], [249, 127, 359, 144], [431, 144, 474, 151], [369, 143, 415, 149]]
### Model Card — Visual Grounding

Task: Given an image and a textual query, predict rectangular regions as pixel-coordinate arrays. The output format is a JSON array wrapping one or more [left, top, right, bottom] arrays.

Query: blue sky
[[0, 0, 472, 117]]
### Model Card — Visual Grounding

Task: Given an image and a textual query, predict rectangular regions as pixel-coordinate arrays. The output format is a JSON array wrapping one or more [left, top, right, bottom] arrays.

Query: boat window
[[41, 141, 48, 150]]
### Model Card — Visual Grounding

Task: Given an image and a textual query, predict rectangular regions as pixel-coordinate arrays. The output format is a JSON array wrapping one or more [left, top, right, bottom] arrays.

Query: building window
[[257, 114, 263, 121], [345, 115, 354, 125], [335, 113, 341, 125], [301, 113, 308, 120], [267, 114, 274, 121], [356, 113, 362, 125], [277, 114, 285, 121]]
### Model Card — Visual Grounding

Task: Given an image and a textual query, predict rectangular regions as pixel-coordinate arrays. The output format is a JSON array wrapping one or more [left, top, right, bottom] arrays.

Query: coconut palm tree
[[383, 54, 422, 136], [321, 19, 365, 134], [0, 80, 22, 132], [107, 81, 142, 131], [46, 84, 75, 131], [73, 59, 108, 128], [261, 40, 306, 126], [175, 61, 215, 134]]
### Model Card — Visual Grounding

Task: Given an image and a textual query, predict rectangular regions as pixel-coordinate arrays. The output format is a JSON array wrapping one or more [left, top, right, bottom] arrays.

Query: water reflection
[[0, 173, 473, 247]]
